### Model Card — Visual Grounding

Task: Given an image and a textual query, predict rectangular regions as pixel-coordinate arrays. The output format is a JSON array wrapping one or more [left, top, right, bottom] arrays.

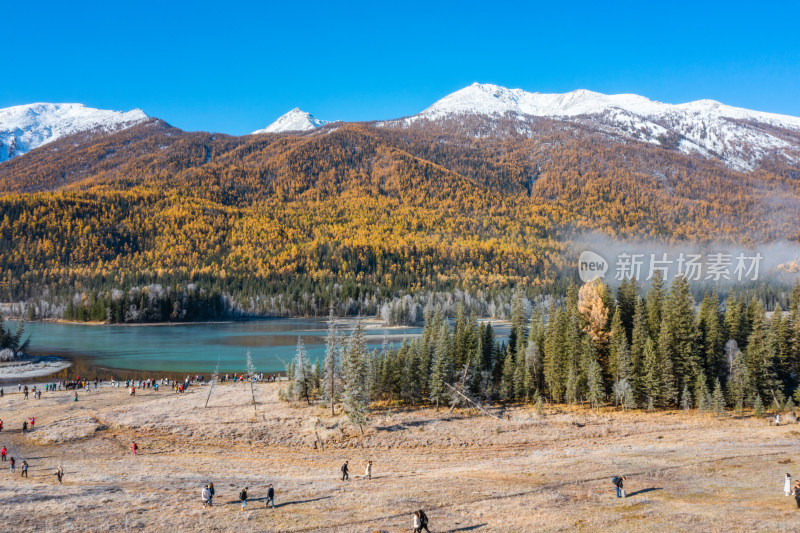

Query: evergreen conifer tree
[[343, 319, 370, 433]]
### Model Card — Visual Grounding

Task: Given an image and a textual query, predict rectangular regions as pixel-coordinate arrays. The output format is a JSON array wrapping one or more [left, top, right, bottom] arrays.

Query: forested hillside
[[1, 116, 799, 322]]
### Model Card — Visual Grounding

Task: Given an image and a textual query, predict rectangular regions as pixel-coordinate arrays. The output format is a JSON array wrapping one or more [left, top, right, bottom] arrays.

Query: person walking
[[786, 473, 793, 496], [365, 460, 373, 480], [612, 476, 626, 498], [418, 509, 430, 532], [239, 487, 248, 511], [413, 511, 422, 533], [266, 484, 275, 508], [132, 442, 138, 455], [776, 414, 781, 426], [341, 461, 349, 481], [56, 464, 64, 484], [9, 456, 15, 473], [0, 446, 6, 462], [201, 485, 211, 507], [208, 482, 215, 506], [22, 420, 27, 434], [21, 460, 28, 478], [795, 481, 800, 508], [0, 419, 3, 432]]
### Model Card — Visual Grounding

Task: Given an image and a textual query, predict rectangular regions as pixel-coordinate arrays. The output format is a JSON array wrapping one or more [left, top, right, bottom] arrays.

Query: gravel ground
[[0, 382, 798, 532]]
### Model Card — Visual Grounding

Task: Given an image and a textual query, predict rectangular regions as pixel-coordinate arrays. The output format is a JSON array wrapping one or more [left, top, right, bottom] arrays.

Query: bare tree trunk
[[445, 382, 503, 421], [449, 360, 471, 413], [204, 380, 216, 408], [330, 372, 335, 416], [250, 380, 257, 417]]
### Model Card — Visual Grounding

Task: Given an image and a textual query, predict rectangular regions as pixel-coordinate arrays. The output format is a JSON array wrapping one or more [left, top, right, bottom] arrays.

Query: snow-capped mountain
[[401, 83, 800, 170], [0, 103, 148, 162], [252, 108, 328, 134]]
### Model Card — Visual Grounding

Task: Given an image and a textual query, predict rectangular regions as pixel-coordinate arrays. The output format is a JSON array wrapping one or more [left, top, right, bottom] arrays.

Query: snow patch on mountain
[[402, 83, 800, 170], [252, 108, 328, 134], [0, 103, 148, 162]]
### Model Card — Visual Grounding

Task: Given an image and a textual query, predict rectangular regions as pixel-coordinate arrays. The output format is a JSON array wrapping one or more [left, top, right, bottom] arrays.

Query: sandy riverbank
[[0, 383, 798, 532]]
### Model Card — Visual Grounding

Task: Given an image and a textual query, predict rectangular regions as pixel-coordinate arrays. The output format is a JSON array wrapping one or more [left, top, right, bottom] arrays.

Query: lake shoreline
[[3, 316, 510, 381], [7, 316, 424, 329]]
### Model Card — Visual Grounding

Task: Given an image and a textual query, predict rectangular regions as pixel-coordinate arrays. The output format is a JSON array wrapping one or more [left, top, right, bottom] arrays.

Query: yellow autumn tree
[[578, 279, 610, 345]]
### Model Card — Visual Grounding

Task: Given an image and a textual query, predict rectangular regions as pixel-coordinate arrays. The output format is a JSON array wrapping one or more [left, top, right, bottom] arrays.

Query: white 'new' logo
[[579, 251, 608, 282]]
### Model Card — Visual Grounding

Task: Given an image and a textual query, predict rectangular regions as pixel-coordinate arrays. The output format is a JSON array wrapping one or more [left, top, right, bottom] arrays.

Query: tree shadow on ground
[[626, 487, 662, 497]]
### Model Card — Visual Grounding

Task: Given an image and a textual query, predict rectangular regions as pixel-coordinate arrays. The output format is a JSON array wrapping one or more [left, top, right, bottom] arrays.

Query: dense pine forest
[[289, 276, 800, 418]]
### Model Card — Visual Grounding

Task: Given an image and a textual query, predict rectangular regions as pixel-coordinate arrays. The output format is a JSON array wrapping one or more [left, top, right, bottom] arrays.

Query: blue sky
[[2, 1, 799, 135]]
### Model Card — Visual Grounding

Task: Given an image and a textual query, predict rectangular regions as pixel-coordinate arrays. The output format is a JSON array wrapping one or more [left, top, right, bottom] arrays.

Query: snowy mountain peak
[[0, 103, 150, 162], [411, 83, 800, 170], [0, 103, 148, 162], [252, 108, 328, 134]]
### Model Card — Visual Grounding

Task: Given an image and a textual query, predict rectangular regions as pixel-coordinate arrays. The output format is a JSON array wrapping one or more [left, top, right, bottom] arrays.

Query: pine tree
[[698, 292, 725, 384], [784, 397, 795, 413], [724, 296, 748, 350], [512, 348, 524, 401], [727, 347, 752, 412], [630, 297, 649, 398], [656, 322, 678, 405], [521, 339, 538, 401], [609, 307, 629, 383], [293, 337, 314, 405], [770, 305, 791, 398], [526, 309, 546, 392], [680, 384, 692, 411], [587, 357, 604, 410], [508, 287, 527, 357], [544, 304, 566, 402], [343, 318, 370, 433], [616, 279, 638, 342], [753, 394, 765, 418], [789, 282, 800, 387], [745, 300, 781, 407], [711, 378, 726, 416], [646, 271, 665, 342], [500, 346, 516, 402], [322, 307, 341, 415], [694, 371, 710, 412], [660, 276, 699, 398], [428, 323, 452, 409], [314, 358, 322, 392], [640, 337, 662, 408]]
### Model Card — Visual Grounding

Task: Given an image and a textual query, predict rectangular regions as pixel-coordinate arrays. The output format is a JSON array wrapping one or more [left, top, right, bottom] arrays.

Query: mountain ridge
[[0, 102, 148, 162], [3, 84, 800, 170]]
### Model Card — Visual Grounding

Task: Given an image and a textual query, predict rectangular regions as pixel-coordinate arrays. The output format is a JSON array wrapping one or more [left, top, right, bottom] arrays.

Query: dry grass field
[[0, 381, 799, 532]]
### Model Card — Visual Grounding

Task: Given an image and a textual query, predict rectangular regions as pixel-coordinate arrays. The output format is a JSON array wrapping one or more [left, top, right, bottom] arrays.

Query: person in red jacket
[[132, 442, 138, 455], [0, 446, 7, 461]]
